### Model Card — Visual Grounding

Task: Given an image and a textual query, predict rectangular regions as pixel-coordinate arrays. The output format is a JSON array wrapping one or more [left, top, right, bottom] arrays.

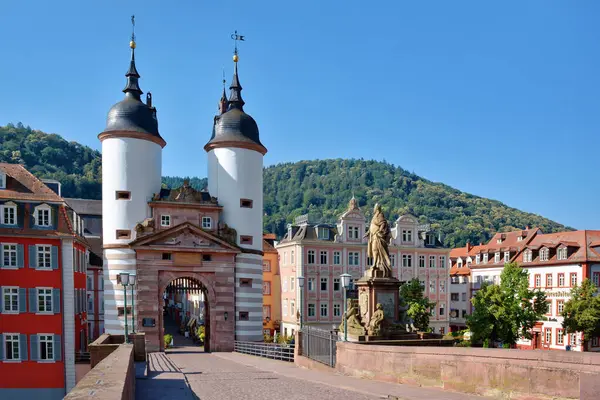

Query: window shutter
[[52, 206, 58, 228], [0, 334, 3, 360], [19, 334, 28, 361], [0, 286, 4, 312], [19, 288, 27, 313], [30, 208, 36, 227], [30, 334, 38, 361], [29, 288, 37, 313], [53, 289, 60, 314], [51, 246, 58, 270], [17, 244, 24, 268], [54, 335, 62, 361], [29, 245, 36, 268], [17, 203, 24, 227]]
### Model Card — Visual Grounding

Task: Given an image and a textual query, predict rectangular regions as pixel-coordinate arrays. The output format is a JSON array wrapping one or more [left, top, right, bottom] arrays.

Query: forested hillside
[[0, 124, 571, 247]]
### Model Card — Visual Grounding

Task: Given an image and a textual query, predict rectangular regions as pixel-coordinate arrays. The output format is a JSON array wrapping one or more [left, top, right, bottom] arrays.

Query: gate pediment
[[130, 222, 240, 253]]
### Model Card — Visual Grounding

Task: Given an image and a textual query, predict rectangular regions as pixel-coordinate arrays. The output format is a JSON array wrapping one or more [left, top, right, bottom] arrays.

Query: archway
[[160, 276, 211, 352]]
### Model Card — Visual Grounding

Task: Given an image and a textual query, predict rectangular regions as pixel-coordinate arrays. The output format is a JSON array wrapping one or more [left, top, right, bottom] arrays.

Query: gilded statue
[[368, 303, 385, 336], [339, 298, 365, 336], [364, 204, 392, 277]]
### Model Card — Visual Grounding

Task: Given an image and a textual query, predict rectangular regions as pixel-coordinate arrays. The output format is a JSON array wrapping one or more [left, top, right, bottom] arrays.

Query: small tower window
[[240, 198, 253, 208], [116, 230, 131, 240], [240, 235, 253, 245], [238, 311, 249, 321], [115, 191, 131, 200], [201, 216, 212, 229], [240, 278, 252, 287], [162, 253, 172, 260], [161, 215, 171, 227], [202, 254, 212, 262]]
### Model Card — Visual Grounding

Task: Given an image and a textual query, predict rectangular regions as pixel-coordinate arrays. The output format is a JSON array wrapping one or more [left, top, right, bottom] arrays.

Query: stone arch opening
[[158, 274, 215, 352]]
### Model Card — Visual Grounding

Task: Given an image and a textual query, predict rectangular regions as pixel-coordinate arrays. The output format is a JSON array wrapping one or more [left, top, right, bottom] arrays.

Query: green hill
[[0, 123, 571, 247]]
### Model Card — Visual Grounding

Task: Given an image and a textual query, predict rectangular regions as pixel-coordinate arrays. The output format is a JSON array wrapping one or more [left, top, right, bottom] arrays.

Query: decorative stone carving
[[339, 298, 365, 336], [368, 303, 385, 336], [364, 204, 392, 278], [152, 179, 218, 204], [134, 218, 155, 236], [217, 222, 237, 245]]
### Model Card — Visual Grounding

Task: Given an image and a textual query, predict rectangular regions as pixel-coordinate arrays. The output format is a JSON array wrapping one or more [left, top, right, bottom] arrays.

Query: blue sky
[[0, 1, 598, 230]]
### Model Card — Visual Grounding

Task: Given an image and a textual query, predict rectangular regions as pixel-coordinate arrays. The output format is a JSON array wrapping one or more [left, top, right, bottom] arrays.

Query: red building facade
[[0, 164, 89, 399]]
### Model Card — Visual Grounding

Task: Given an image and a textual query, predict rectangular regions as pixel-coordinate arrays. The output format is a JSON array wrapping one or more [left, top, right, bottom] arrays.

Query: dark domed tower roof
[[99, 37, 166, 148], [204, 61, 267, 155]]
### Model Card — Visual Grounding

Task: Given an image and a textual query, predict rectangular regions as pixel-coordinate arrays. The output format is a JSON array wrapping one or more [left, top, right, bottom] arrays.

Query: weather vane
[[231, 30, 245, 61]]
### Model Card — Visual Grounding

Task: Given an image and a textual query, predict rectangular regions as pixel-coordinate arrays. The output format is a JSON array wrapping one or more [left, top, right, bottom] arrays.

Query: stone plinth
[[355, 271, 401, 330]]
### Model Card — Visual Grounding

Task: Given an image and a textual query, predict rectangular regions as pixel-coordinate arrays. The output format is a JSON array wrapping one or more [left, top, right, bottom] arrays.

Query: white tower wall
[[101, 136, 162, 334], [208, 146, 264, 341]]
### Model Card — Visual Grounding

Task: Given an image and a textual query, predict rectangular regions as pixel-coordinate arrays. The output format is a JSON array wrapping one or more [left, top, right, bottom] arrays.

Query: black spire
[[123, 15, 143, 100], [228, 62, 245, 110]]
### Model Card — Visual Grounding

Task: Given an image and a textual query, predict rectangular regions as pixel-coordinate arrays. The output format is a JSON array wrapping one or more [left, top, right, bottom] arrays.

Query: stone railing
[[90, 333, 146, 368], [65, 343, 135, 400], [330, 342, 600, 400]]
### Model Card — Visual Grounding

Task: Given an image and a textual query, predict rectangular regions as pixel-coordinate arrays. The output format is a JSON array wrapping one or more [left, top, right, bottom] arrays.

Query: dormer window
[[497, 238, 502, 244], [523, 250, 532, 263], [317, 227, 329, 240], [0, 171, 6, 189], [504, 251, 510, 262], [494, 252, 500, 263], [457, 260, 463, 268], [475, 254, 480, 264], [34, 205, 51, 227], [483, 253, 488, 263], [557, 247, 567, 261], [161, 215, 171, 227], [402, 229, 413, 242], [2, 202, 17, 225], [202, 216, 212, 229], [348, 226, 359, 240], [517, 236, 523, 242], [428, 234, 435, 245], [540, 248, 549, 262]]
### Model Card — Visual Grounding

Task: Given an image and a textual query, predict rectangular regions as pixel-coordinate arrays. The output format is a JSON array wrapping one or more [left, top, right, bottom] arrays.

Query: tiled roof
[[280, 223, 338, 243], [0, 163, 64, 202], [263, 239, 277, 253], [65, 198, 102, 215], [519, 230, 600, 266]]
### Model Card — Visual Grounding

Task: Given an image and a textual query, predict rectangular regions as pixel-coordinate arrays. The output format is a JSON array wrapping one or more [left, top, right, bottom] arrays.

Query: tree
[[562, 279, 600, 351], [467, 263, 547, 346], [400, 278, 436, 332]]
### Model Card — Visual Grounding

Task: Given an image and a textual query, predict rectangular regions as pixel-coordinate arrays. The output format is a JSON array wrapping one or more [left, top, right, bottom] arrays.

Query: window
[[593, 272, 600, 287], [557, 247, 567, 260], [483, 253, 488, 263], [3, 287, 19, 312], [462, 309, 467, 318], [569, 333, 577, 346], [546, 274, 553, 287], [402, 254, 412, 268], [540, 249, 549, 262], [36, 207, 51, 227], [333, 278, 340, 291], [116, 230, 131, 240], [320, 277, 328, 291], [419, 255, 425, 268], [320, 251, 327, 264], [461, 292, 467, 301], [534, 274, 541, 288], [239, 311, 249, 321], [308, 278, 315, 291], [320, 303, 328, 317], [162, 253, 172, 260], [37, 245, 52, 269], [390, 254, 395, 267], [429, 280, 436, 293], [308, 303, 315, 317], [263, 305, 271, 320], [451, 293, 459, 301], [291, 250, 295, 264], [545, 328, 552, 344], [240, 236, 253, 245], [333, 303, 341, 317], [290, 277, 295, 291], [262, 281, 271, 295], [201, 217, 212, 229], [283, 301, 288, 316], [160, 215, 171, 227], [439, 303, 445, 316], [115, 191, 131, 200], [290, 301, 295, 316], [333, 251, 341, 265], [348, 252, 359, 266], [497, 238, 502, 244], [240, 278, 252, 287], [0, 172, 5, 189], [593, 337, 599, 347], [283, 252, 287, 265], [3, 244, 17, 268], [494, 252, 500, 263], [317, 227, 329, 240], [504, 251, 510, 262], [38, 288, 53, 313], [3, 204, 16, 225], [240, 198, 253, 208], [556, 329, 564, 346], [429, 256, 436, 268], [557, 300, 565, 315], [475, 255, 480, 264], [439, 280, 446, 293], [308, 250, 315, 264], [262, 261, 271, 272], [348, 226, 359, 240], [523, 250, 532, 263], [558, 273, 565, 287], [546, 300, 552, 315], [402, 230, 412, 242], [39, 334, 54, 360], [430, 307, 436, 317], [4, 334, 20, 360], [570, 273, 577, 287], [440, 256, 446, 268]]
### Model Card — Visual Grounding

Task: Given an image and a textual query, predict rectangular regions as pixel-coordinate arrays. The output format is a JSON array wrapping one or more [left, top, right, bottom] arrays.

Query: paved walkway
[[137, 346, 483, 400]]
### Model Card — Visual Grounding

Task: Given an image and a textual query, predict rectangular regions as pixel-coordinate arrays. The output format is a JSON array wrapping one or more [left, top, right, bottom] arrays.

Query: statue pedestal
[[355, 271, 401, 332]]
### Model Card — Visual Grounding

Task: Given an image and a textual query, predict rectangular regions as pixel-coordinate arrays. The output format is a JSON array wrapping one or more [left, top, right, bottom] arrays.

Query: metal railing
[[233, 341, 295, 362], [300, 326, 338, 367]]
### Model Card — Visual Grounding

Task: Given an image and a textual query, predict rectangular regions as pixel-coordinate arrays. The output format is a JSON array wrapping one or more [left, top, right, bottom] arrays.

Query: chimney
[[466, 241, 471, 253]]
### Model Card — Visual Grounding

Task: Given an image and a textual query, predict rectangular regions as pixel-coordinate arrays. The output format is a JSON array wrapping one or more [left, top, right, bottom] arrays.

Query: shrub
[[455, 340, 471, 347], [164, 334, 173, 348], [264, 334, 274, 343]]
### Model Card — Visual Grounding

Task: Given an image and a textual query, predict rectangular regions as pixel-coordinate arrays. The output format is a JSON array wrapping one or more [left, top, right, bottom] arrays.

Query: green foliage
[[562, 279, 600, 344], [0, 125, 571, 246], [196, 325, 205, 343], [263, 334, 274, 343], [467, 263, 547, 346], [400, 278, 436, 332], [276, 334, 294, 345], [164, 334, 173, 348]]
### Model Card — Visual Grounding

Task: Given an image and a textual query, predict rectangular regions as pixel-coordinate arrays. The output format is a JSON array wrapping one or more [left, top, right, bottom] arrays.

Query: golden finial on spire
[[231, 30, 245, 62], [129, 15, 136, 49]]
